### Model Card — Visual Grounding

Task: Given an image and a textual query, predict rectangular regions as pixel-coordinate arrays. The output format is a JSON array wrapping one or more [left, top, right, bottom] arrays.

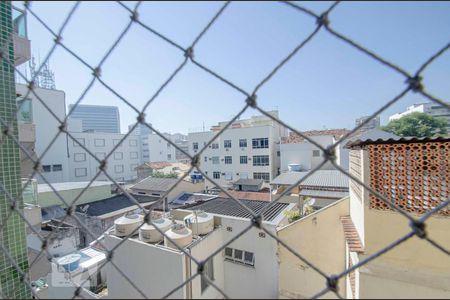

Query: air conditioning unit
[[209, 158, 212, 160], [226, 148, 229, 151]]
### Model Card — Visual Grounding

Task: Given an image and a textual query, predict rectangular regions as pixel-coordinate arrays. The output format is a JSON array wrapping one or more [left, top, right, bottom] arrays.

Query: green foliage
[[381, 112, 448, 138], [152, 171, 178, 179], [284, 210, 301, 223]]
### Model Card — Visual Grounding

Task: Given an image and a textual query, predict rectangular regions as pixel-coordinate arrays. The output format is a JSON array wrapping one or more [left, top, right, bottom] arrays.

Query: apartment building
[[355, 115, 380, 131], [68, 104, 121, 133], [128, 123, 152, 163], [16, 83, 70, 183], [389, 102, 450, 130], [67, 130, 140, 182], [188, 110, 287, 190], [148, 132, 177, 163]]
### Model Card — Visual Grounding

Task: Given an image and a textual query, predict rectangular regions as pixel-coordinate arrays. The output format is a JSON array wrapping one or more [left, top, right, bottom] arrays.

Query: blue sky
[[14, 1, 450, 134]]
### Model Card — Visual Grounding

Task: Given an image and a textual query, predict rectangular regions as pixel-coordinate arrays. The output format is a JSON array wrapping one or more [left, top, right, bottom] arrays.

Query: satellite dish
[[306, 198, 316, 206]]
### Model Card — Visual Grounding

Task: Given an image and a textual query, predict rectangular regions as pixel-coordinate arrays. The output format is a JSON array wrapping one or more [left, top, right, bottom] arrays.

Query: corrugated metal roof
[[271, 170, 349, 188], [184, 197, 289, 222], [233, 178, 263, 186], [76, 194, 156, 217], [299, 189, 349, 199], [131, 177, 179, 192], [343, 128, 450, 148]]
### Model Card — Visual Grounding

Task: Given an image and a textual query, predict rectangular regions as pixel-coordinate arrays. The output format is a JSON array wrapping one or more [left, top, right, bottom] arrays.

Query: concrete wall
[[280, 143, 312, 172], [105, 234, 186, 299], [220, 218, 280, 299], [148, 133, 177, 163], [360, 208, 450, 299], [277, 197, 349, 299], [349, 148, 367, 245], [17, 84, 70, 183]]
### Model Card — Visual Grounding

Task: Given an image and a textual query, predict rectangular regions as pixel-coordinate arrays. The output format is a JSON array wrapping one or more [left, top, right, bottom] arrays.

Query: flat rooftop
[[38, 181, 113, 193]]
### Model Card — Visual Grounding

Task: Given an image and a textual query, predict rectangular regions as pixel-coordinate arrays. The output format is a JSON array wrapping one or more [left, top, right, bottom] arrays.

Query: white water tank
[[164, 224, 192, 249], [184, 211, 214, 236], [114, 214, 143, 237], [139, 218, 172, 243], [57, 253, 81, 272], [288, 163, 302, 172]]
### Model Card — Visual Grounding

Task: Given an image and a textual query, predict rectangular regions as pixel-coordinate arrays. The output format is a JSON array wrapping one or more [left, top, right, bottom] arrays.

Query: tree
[[381, 112, 448, 138], [152, 171, 178, 179]]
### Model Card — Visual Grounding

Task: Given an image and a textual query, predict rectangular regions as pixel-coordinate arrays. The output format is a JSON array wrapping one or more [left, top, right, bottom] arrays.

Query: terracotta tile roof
[[218, 190, 271, 201], [281, 128, 351, 144], [137, 161, 172, 170], [340, 216, 364, 253]]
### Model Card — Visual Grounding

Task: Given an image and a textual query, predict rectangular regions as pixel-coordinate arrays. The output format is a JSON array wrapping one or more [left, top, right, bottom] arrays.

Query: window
[[113, 139, 121, 146], [204, 156, 208, 162], [95, 152, 106, 159], [130, 152, 139, 159], [129, 139, 138, 147], [240, 156, 247, 164], [313, 150, 321, 157], [224, 156, 232, 164], [42, 165, 51, 172], [167, 154, 172, 160], [224, 248, 255, 267], [17, 98, 32, 123], [73, 138, 85, 147], [225, 247, 233, 258], [277, 151, 280, 157], [193, 142, 199, 151], [239, 139, 247, 148], [114, 165, 124, 173], [201, 259, 215, 293], [253, 155, 269, 166], [252, 138, 269, 149], [94, 139, 105, 147], [74, 153, 86, 162], [211, 143, 219, 149], [213, 172, 220, 179], [52, 164, 62, 172], [253, 172, 270, 182], [114, 152, 123, 160], [75, 168, 87, 177], [224, 140, 232, 148], [212, 156, 220, 164]]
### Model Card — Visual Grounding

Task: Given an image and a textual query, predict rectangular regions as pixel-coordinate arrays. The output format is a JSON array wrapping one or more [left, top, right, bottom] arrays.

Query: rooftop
[[184, 197, 289, 222], [281, 128, 350, 144], [271, 170, 349, 189], [136, 161, 172, 170], [168, 192, 217, 209], [344, 128, 401, 148], [345, 132, 449, 148], [76, 194, 157, 218], [131, 177, 181, 192], [218, 190, 271, 201], [38, 181, 113, 193], [232, 178, 264, 186]]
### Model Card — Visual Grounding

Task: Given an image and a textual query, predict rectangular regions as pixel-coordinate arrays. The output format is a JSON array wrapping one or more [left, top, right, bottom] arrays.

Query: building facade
[[355, 115, 380, 131], [389, 102, 450, 130], [68, 104, 120, 133], [188, 111, 287, 190], [148, 133, 177, 163]]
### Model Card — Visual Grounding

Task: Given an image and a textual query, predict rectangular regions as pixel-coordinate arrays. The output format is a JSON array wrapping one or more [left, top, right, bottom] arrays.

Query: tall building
[[148, 133, 177, 163], [129, 123, 152, 164], [0, 3, 32, 298], [188, 111, 287, 190], [68, 104, 120, 133], [389, 102, 450, 130], [355, 115, 380, 131]]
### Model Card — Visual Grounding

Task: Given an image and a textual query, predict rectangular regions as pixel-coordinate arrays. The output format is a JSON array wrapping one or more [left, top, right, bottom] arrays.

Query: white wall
[[148, 133, 176, 163], [67, 132, 140, 182], [17, 84, 70, 183], [220, 218, 280, 299], [105, 234, 186, 299]]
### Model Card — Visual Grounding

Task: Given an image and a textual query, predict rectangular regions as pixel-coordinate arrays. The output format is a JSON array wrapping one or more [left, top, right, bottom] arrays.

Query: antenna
[[28, 55, 56, 89]]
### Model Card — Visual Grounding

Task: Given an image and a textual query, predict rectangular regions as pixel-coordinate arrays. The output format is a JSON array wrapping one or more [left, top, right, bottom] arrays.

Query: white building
[[148, 132, 177, 163], [67, 120, 140, 182], [355, 115, 380, 131], [188, 111, 287, 190], [104, 197, 295, 299], [129, 123, 152, 163], [389, 102, 450, 130], [16, 84, 70, 183], [280, 129, 350, 173]]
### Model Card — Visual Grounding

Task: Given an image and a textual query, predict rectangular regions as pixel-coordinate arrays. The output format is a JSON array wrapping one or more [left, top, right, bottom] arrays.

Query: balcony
[[13, 6, 31, 66]]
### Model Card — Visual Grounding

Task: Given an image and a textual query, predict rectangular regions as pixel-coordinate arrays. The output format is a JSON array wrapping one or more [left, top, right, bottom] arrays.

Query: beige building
[[135, 161, 191, 180], [277, 136, 450, 299]]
